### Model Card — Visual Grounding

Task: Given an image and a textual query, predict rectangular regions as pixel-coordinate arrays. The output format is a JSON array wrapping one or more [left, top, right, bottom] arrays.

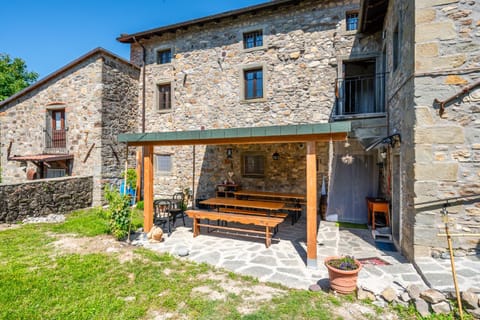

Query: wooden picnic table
[[200, 197, 285, 211], [233, 190, 306, 201]]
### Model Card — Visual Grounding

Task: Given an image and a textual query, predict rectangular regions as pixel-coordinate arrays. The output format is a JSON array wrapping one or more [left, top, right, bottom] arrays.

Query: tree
[[0, 53, 38, 101]]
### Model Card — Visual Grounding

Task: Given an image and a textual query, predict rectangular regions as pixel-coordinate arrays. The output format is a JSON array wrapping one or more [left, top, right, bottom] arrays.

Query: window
[[155, 155, 172, 173], [157, 49, 172, 64], [242, 154, 265, 177], [243, 30, 263, 49], [46, 168, 66, 178], [346, 12, 359, 31], [393, 24, 400, 71], [157, 84, 171, 110], [244, 68, 263, 100]]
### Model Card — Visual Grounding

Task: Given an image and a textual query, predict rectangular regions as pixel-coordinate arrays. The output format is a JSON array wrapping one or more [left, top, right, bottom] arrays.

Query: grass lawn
[[0, 208, 422, 319]]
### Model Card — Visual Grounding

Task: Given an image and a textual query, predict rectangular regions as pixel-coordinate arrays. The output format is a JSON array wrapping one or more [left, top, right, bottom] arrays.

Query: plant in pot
[[324, 255, 362, 294]]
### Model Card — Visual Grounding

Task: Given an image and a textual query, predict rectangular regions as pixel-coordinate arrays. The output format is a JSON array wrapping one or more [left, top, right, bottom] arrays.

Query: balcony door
[[49, 109, 66, 149], [337, 58, 385, 116]]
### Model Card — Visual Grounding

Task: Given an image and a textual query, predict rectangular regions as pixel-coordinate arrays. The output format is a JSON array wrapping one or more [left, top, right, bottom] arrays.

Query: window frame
[[239, 26, 267, 52], [243, 30, 263, 50], [242, 153, 265, 178], [156, 48, 172, 64], [154, 154, 172, 175], [242, 67, 264, 101], [156, 83, 172, 111], [345, 11, 359, 32]]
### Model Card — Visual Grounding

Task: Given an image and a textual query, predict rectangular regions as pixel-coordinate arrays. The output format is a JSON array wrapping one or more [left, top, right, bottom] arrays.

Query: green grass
[[335, 222, 368, 229], [0, 208, 417, 319]]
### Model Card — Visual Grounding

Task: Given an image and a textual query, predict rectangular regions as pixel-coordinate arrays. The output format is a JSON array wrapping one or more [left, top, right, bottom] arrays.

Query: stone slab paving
[[132, 215, 478, 294], [415, 256, 480, 293]]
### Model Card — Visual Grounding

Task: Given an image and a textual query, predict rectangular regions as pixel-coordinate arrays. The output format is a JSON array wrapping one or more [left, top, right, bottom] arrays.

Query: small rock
[[124, 296, 135, 302], [381, 287, 397, 303], [414, 298, 431, 318], [431, 301, 451, 314], [400, 292, 411, 302], [441, 252, 451, 259], [357, 287, 376, 301], [467, 308, 480, 318], [309, 284, 322, 292], [462, 288, 480, 309], [407, 284, 421, 300], [174, 246, 189, 257], [373, 299, 386, 308], [420, 289, 446, 304]]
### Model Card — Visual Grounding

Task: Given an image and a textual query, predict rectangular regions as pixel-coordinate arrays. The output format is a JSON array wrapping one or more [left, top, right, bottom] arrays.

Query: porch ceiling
[[118, 122, 351, 146]]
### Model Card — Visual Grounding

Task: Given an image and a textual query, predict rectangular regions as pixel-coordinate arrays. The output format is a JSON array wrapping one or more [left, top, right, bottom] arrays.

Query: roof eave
[[117, 0, 301, 44]]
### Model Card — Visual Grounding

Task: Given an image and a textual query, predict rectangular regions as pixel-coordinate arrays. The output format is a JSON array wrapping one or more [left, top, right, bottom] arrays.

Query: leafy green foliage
[[0, 53, 38, 101], [104, 185, 132, 240], [121, 168, 137, 189], [136, 200, 144, 210]]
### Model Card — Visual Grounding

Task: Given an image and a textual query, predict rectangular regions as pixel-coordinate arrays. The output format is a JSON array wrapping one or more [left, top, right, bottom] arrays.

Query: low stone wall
[[0, 176, 93, 223]]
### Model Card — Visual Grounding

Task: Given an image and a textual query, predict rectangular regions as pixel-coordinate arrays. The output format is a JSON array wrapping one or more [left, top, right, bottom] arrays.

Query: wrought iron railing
[[335, 73, 386, 117], [44, 128, 67, 150]]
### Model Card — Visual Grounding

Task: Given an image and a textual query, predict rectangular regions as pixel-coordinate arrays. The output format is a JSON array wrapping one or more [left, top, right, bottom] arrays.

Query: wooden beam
[[143, 145, 154, 232], [125, 132, 347, 147], [135, 148, 142, 202], [306, 141, 318, 268]]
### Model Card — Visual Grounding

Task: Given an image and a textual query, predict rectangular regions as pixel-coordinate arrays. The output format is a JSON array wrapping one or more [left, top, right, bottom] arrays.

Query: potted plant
[[324, 255, 362, 294]]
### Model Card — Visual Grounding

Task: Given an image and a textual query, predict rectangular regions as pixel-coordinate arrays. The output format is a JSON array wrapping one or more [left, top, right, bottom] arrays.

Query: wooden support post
[[135, 149, 142, 202], [143, 145, 154, 232], [306, 141, 318, 268]]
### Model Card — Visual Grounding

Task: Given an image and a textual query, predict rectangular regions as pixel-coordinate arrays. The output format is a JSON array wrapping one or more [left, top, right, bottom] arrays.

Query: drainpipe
[[133, 36, 147, 199], [132, 36, 146, 133]]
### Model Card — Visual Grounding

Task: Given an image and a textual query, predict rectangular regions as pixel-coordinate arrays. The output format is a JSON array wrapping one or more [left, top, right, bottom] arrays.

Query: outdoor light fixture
[[272, 152, 280, 160], [226, 148, 233, 159]]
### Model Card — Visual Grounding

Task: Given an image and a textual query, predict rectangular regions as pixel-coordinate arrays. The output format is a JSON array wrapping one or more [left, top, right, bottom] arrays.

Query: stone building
[[1, 0, 478, 264], [0, 48, 140, 205], [117, 0, 479, 263]]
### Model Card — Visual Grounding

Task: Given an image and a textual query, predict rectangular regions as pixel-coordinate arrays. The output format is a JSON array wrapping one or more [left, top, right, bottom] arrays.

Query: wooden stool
[[371, 202, 390, 230]]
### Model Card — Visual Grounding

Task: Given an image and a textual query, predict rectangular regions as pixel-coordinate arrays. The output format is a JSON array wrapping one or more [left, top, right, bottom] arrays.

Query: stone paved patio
[[132, 213, 480, 295]]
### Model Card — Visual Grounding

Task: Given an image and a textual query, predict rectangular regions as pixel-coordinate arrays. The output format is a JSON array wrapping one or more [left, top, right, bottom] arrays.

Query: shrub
[[136, 200, 144, 210], [104, 185, 132, 240], [121, 168, 137, 189]]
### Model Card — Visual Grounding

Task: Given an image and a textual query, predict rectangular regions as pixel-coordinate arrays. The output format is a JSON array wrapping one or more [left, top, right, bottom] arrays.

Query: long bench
[[185, 210, 284, 247]]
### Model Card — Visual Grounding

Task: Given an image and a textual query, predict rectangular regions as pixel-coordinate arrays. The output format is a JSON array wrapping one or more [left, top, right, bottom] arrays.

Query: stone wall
[[412, 0, 480, 256], [381, 0, 417, 260], [100, 55, 140, 204], [0, 176, 93, 223], [129, 0, 384, 199]]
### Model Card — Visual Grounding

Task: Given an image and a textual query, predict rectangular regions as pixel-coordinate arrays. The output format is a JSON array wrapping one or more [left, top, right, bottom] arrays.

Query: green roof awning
[[118, 122, 351, 146]]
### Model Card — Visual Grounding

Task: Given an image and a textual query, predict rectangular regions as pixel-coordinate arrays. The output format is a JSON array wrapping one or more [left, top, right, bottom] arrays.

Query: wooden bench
[[185, 210, 284, 247]]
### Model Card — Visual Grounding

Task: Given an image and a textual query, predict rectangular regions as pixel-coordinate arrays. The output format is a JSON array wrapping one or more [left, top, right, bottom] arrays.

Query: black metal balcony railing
[[44, 129, 67, 149], [335, 73, 386, 117]]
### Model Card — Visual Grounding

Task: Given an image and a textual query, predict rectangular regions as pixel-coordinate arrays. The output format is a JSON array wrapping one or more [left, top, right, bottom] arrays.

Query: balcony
[[335, 73, 386, 119], [44, 128, 67, 153]]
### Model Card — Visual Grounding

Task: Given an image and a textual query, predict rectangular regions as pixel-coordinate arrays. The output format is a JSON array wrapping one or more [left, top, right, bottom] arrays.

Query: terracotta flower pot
[[324, 256, 362, 294]]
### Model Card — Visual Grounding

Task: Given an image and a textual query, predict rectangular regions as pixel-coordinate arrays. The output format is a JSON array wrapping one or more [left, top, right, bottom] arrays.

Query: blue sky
[[1, 0, 266, 79]]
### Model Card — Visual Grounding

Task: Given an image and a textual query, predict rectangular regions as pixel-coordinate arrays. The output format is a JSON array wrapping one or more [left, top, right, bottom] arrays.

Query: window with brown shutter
[[157, 84, 171, 110]]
